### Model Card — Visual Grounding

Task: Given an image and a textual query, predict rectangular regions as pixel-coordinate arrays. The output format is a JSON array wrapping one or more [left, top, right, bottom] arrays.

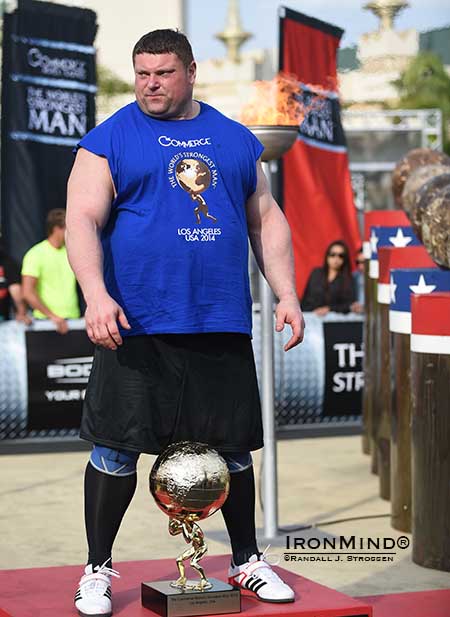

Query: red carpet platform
[[0, 555, 372, 617], [359, 590, 450, 617]]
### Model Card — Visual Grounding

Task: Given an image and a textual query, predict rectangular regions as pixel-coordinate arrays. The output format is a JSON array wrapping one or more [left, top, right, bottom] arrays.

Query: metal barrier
[[0, 311, 364, 451]]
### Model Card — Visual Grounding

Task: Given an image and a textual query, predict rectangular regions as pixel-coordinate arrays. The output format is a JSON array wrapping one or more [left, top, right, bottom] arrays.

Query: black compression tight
[[84, 460, 259, 569], [221, 465, 260, 566], [84, 462, 137, 568]]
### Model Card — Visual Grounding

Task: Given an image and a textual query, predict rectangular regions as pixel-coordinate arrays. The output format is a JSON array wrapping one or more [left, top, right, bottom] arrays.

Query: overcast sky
[[187, 0, 450, 61]]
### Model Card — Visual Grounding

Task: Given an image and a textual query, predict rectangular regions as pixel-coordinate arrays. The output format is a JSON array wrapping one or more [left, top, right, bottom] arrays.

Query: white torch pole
[[259, 160, 278, 539]]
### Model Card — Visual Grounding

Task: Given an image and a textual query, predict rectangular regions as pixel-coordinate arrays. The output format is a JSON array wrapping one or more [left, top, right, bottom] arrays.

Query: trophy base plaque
[[141, 578, 241, 617]]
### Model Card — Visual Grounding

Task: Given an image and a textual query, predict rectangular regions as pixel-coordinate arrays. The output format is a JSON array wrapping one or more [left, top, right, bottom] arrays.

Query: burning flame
[[240, 72, 329, 127]]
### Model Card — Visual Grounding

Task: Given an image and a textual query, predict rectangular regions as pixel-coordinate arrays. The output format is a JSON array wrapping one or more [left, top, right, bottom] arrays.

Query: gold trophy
[[141, 442, 241, 616], [168, 517, 210, 591]]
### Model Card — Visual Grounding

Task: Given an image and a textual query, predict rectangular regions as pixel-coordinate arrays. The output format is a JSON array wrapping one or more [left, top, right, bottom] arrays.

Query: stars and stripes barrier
[[410, 292, 450, 572], [361, 210, 409, 465], [368, 222, 420, 490], [376, 247, 437, 507], [388, 268, 450, 533], [362, 208, 450, 572]]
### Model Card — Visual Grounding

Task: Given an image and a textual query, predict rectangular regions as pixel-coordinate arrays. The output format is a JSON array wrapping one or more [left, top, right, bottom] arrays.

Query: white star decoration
[[390, 275, 398, 303], [409, 275, 436, 294], [389, 228, 413, 248], [370, 230, 379, 254]]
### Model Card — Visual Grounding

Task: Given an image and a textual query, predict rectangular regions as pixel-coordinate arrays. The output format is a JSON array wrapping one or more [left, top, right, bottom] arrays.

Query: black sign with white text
[[1, 0, 97, 263], [323, 321, 364, 416], [25, 329, 94, 430]]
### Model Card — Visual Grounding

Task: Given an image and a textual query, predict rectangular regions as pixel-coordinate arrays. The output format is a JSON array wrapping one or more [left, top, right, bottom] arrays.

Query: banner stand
[[1, 0, 97, 262]]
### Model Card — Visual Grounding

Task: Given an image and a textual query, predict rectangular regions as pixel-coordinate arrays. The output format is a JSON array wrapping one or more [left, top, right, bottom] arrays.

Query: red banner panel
[[280, 8, 361, 297]]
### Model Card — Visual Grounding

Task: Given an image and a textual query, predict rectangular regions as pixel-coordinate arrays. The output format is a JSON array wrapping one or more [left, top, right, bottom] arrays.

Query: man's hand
[[275, 295, 305, 351], [15, 311, 32, 326], [50, 315, 69, 335], [314, 306, 330, 316], [85, 291, 131, 350]]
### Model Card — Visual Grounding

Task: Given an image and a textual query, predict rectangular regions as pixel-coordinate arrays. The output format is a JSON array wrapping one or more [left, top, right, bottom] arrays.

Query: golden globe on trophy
[[141, 442, 241, 616]]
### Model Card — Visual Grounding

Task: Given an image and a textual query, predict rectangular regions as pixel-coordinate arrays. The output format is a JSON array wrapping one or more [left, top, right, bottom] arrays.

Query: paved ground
[[1, 435, 449, 598]]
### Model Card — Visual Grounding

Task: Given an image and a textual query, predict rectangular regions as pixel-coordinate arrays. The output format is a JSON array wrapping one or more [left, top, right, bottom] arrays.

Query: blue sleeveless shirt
[[77, 101, 263, 336]]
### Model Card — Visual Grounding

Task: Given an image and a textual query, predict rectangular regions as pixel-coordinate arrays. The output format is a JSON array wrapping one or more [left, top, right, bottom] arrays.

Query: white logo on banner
[[28, 47, 86, 80], [46, 356, 93, 383], [300, 97, 334, 143], [27, 86, 87, 137], [45, 356, 93, 402], [332, 343, 364, 392]]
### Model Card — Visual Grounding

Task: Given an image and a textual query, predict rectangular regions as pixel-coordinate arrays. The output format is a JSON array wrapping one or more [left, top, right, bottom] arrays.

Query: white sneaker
[[74, 560, 120, 617], [228, 552, 295, 603]]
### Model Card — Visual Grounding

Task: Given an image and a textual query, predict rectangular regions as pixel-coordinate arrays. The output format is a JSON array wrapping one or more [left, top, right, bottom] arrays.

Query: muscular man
[[66, 29, 304, 617]]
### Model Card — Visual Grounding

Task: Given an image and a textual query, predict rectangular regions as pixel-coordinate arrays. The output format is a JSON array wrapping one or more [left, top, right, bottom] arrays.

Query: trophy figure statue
[[168, 517, 210, 590], [142, 442, 241, 616]]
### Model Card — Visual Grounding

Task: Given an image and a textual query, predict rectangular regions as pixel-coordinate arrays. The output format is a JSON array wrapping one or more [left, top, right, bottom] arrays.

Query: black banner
[[323, 321, 364, 417], [1, 0, 97, 263], [26, 329, 94, 430], [297, 84, 346, 151]]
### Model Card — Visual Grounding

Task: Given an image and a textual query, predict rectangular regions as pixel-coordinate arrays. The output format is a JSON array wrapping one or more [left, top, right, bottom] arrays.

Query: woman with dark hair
[[301, 240, 356, 315]]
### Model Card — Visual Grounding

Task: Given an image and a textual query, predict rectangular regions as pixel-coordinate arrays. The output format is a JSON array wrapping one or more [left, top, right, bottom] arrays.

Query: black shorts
[[80, 333, 263, 454]]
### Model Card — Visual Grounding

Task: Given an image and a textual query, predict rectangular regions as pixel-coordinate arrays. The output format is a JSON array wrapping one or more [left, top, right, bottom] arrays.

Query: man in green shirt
[[22, 209, 80, 334]]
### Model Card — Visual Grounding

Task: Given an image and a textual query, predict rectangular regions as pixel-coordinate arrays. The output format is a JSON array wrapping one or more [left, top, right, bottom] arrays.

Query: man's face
[[134, 52, 196, 119], [51, 225, 66, 246]]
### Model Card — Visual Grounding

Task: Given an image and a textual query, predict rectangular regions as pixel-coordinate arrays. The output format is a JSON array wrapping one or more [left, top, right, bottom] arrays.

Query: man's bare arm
[[8, 282, 32, 325], [22, 276, 68, 332], [66, 148, 130, 349], [246, 161, 305, 351]]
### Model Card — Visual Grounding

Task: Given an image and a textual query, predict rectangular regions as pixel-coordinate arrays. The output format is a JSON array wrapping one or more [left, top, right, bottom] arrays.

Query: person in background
[[0, 240, 31, 324], [22, 208, 80, 334], [301, 240, 356, 315], [351, 247, 365, 314]]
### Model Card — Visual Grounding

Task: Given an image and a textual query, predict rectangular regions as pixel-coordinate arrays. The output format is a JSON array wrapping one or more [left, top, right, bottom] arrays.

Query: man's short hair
[[132, 29, 194, 68], [46, 208, 66, 236]]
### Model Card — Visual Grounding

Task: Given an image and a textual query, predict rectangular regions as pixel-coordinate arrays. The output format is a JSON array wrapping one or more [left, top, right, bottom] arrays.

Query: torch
[[242, 74, 314, 538]]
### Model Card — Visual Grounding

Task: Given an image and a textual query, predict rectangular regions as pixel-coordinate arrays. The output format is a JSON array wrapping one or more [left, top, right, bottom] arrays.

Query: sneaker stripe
[[252, 581, 268, 593], [246, 577, 262, 591]]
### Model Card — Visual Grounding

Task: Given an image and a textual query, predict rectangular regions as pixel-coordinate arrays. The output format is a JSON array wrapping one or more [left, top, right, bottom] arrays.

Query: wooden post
[[411, 292, 450, 571], [361, 257, 371, 455], [375, 246, 397, 501], [391, 333, 411, 533], [369, 270, 381, 476], [362, 212, 410, 465], [376, 302, 391, 500], [390, 266, 450, 533], [376, 248, 438, 508], [391, 331, 411, 531]]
